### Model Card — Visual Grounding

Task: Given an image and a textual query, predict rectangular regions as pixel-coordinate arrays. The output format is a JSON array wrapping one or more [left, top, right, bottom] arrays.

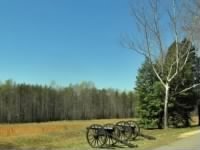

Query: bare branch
[[152, 65, 166, 87], [150, 0, 165, 74], [167, 61, 177, 80], [176, 83, 200, 95], [120, 34, 148, 57], [167, 0, 179, 82], [179, 44, 192, 71]]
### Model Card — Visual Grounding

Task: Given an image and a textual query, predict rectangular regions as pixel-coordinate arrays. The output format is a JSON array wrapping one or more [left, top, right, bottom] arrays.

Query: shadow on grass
[[101, 144, 136, 149], [142, 124, 199, 130], [168, 124, 200, 129], [182, 124, 200, 128], [0, 143, 16, 149]]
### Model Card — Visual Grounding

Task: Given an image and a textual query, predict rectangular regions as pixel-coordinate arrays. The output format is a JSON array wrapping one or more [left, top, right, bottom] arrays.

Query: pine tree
[[136, 59, 164, 128]]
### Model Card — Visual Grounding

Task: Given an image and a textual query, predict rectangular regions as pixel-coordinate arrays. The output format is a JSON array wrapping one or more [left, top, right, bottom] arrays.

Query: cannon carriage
[[86, 120, 155, 148], [86, 120, 141, 148]]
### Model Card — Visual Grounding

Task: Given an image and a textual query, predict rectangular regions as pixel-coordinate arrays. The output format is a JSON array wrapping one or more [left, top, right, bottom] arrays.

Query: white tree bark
[[164, 83, 170, 128]]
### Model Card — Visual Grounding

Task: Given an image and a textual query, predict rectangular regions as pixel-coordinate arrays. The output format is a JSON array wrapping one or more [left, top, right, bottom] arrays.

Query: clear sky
[[0, 0, 145, 91]]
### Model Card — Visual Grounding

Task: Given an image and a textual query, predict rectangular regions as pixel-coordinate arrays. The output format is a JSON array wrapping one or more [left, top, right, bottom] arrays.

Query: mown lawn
[[0, 118, 199, 149]]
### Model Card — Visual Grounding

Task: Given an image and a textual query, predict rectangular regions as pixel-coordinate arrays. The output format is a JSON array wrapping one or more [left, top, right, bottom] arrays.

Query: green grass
[[133, 126, 199, 149], [0, 118, 199, 149]]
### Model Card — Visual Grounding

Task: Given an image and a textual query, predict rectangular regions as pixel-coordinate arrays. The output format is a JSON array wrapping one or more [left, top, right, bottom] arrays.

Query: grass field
[[0, 118, 199, 149]]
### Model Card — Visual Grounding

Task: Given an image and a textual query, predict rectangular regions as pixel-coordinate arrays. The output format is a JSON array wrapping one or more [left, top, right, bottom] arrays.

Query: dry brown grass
[[0, 118, 132, 137], [0, 118, 199, 149], [0, 118, 134, 149], [0, 124, 66, 137]]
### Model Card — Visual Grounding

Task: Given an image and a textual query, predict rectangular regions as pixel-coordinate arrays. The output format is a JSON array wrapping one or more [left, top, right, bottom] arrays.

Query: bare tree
[[123, 0, 200, 128]]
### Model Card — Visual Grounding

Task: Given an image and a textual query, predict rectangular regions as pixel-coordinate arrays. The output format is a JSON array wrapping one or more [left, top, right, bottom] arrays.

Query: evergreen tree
[[167, 39, 198, 127], [136, 59, 164, 128]]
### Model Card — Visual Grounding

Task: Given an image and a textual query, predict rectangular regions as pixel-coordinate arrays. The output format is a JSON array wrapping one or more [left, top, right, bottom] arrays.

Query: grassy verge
[[0, 118, 199, 149], [134, 126, 199, 149]]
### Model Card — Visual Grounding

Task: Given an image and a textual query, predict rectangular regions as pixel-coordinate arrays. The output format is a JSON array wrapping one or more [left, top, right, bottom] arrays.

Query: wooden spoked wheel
[[86, 124, 106, 148], [127, 120, 140, 139], [103, 123, 119, 146], [116, 121, 132, 141]]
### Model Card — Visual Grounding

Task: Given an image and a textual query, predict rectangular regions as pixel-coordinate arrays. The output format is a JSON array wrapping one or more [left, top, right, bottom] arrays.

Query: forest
[[0, 81, 136, 123]]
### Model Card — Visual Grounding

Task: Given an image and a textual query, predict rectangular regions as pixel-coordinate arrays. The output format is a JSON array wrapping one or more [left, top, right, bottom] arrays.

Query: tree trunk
[[164, 84, 169, 129], [198, 104, 200, 126]]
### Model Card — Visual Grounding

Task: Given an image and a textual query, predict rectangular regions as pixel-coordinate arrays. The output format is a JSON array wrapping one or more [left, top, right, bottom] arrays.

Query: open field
[[0, 118, 199, 149]]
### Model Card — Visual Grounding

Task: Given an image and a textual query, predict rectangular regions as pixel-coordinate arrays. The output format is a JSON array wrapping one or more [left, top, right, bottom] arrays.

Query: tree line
[[0, 81, 137, 123]]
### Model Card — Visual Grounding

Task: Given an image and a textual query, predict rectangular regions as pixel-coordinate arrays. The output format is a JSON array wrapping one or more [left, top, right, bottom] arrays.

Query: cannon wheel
[[86, 124, 106, 148], [104, 123, 120, 146], [116, 121, 132, 141], [127, 120, 140, 140]]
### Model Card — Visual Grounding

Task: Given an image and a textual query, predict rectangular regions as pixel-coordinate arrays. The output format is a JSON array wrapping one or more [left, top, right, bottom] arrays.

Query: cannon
[[116, 120, 156, 140], [115, 120, 140, 140], [86, 123, 136, 148], [86, 121, 155, 148]]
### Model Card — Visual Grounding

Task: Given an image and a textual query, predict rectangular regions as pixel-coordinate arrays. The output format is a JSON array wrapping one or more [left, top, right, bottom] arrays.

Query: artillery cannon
[[115, 120, 140, 140], [86, 123, 136, 148], [116, 120, 155, 140], [86, 121, 155, 148]]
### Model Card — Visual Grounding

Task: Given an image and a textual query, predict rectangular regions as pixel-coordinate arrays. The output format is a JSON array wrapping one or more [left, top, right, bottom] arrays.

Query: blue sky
[[0, 0, 145, 91]]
